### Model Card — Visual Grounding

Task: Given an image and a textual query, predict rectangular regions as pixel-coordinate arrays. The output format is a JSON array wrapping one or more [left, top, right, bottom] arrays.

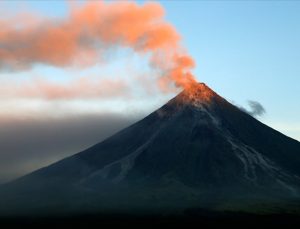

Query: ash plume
[[0, 1, 196, 96]]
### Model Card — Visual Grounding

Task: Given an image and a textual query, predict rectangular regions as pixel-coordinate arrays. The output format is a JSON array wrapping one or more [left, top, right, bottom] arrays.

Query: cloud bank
[[0, 113, 141, 183]]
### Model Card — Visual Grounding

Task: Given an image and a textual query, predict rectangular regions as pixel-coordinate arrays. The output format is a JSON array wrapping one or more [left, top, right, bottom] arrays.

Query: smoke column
[[0, 1, 196, 92]]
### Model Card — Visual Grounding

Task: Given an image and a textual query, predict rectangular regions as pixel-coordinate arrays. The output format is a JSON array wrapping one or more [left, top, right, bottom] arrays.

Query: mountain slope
[[1, 83, 300, 215]]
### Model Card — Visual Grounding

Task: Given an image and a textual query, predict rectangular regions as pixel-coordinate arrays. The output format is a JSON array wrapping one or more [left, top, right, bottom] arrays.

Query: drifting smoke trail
[[239, 100, 266, 118], [0, 1, 196, 93], [247, 100, 266, 117]]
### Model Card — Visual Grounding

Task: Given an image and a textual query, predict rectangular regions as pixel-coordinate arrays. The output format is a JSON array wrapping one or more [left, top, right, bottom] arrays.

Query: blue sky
[[0, 0, 299, 140], [161, 0, 300, 140]]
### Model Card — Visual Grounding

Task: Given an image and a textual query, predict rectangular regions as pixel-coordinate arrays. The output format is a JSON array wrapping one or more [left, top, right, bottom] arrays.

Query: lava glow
[[180, 83, 216, 103]]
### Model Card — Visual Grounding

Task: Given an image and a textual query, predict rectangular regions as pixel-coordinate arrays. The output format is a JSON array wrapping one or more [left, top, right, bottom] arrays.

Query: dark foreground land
[[1, 210, 300, 228]]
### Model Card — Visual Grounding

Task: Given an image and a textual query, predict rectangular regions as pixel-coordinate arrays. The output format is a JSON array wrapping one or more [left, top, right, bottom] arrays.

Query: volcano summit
[[1, 83, 300, 215]]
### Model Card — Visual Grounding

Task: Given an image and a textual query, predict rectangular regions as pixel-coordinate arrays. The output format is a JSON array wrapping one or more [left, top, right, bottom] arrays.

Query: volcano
[[1, 83, 300, 216]]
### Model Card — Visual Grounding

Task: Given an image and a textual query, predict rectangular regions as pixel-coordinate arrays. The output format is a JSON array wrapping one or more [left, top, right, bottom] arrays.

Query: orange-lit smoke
[[0, 1, 196, 91], [0, 77, 128, 100]]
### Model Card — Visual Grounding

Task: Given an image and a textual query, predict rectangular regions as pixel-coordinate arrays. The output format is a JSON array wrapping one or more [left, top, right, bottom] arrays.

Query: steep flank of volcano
[[1, 83, 300, 215]]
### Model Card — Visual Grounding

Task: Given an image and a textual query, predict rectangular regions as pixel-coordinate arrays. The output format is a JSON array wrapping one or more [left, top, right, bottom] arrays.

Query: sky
[[0, 0, 299, 183]]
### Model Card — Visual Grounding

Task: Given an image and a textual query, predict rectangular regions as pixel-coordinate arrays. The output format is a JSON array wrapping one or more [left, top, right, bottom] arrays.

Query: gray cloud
[[0, 113, 142, 184], [247, 100, 266, 117], [239, 100, 266, 117]]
